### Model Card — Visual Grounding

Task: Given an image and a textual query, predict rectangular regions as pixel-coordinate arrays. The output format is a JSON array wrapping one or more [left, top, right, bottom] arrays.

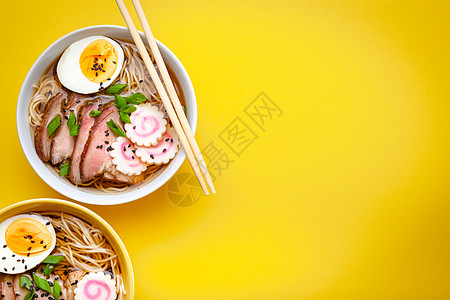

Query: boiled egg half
[[57, 35, 124, 94], [0, 214, 56, 274]]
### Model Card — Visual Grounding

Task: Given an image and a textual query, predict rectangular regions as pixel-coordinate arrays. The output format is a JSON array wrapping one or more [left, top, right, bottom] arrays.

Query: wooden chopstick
[[130, 0, 216, 194], [115, 0, 215, 195]]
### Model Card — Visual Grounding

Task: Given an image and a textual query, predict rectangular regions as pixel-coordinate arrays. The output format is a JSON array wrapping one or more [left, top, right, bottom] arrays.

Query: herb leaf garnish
[[106, 119, 126, 137], [106, 84, 127, 95], [47, 115, 61, 137], [32, 273, 51, 293], [59, 162, 70, 177], [89, 110, 102, 117]]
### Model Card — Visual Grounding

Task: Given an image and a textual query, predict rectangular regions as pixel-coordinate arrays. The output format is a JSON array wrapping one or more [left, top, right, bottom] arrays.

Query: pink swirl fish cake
[[125, 103, 167, 147], [110, 137, 148, 176], [74, 272, 117, 300], [135, 127, 180, 165]]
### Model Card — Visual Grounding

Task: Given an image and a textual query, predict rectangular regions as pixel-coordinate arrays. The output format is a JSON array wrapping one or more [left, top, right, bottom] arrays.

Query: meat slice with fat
[[69, 98, 101, 185], [34, 93, 65, 163], [50, 93, 88, 165], [81, 101, 124, 182]]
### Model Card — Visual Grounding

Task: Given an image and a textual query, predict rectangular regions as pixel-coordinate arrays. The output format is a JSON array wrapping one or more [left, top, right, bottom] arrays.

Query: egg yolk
[[5, 218, 53, 256], [79, 39, 119, 83]]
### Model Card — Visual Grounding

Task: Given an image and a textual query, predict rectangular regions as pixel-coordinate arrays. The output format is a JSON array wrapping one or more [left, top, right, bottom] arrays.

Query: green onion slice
[[105, 84, 127, 95], [114, 94, 127, 108], [89, 110, 102, 117], [20, 276, 32, 290], [47, 115, 61, 137], [43, 264, 54, 276], [53, 279, 61, 300], [23, 290, 34, 300], [124, 92, 147, 104], [67, 112, 76, 129], [59, 163, 70, 177], [69, 124, 80, 136], [106, 119, 126, 137], [42, 255, 65, 264], [119, 111, 131, 124], [120, 104, 137, 114], [32, 273, 51, 293]]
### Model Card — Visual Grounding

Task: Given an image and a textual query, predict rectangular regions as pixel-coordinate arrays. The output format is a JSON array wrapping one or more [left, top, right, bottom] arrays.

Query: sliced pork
[[64, 270, 85, 300], [50, 93, 87, 165], [34, 93, 65, 162], [80, 101, 123, 182], [69, 98, 101, 185], [13, 274, 30, 300], [0, 274, 15, 300], [103, 165, 138, 185]]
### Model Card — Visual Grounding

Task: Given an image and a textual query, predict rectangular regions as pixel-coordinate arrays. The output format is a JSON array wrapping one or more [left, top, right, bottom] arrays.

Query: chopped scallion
[[114, 94, 127, 108], [67, 112, 76, 129], [32, 273, 51, 293], [42, 255, 65, 264], [20, 276, 32, 290], [69, 124, 79, 136], [106, 84, 127, 94], [53, 279, 61, 300], [119, 111, 131, 124], [59, 163, 70, 177], [124, 92, 147, 104], [47, 115, 61, 137], [43, 263, 54, 276], [106, 119, 126, 137], [120, 104, 137, 114], [89, 110, 102, 117]]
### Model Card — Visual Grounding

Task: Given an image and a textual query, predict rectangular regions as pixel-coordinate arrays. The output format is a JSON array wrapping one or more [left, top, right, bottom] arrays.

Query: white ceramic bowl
[[17, 25, 197, 205]]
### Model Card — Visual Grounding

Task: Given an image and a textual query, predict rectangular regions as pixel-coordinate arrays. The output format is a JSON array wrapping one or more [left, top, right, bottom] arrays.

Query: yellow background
[[1, 0, 450, 298]]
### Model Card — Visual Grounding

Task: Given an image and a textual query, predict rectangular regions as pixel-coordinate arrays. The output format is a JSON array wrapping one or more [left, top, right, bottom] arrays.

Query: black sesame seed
[[43, 245, 47, 249], [11, 254, 15, 257], [165, 138, 169, 142], [3, 268, 6, 272], [107, 78, 111, 80], [12, 267, 15, 271], [57, 226, 61, 229], [150, 154, 154, 159], [95, 72, 98, 76], [2, 257, 5, 260], [132, 156, 135, 159], [99, 145, 103, 149], [163, 149, 166, 152], [133, 126, 136, 130], [27, 253, 30, 257], [128, 144, 131, 148], [46, 222, 50, 225], [105, 132, 110, 136], [132, 150, 136, 153], [139, 79, 143, 83], [31, 240, 35, 243], [171, 139, 173, 143], [2, 245, 6, 248], [105, 141, 109, 144], [76, 100, 81, 104], [64, 116, 68, 120], [22, 259, 25, 263], [40, 240, 43, 244], [28, 247, 31, 250], [123, 147, 126, 151], [113, 61, 116, 64], [62, 109, 66, 113], [6, 282, 11, 287], [25, 265, 27, 269]]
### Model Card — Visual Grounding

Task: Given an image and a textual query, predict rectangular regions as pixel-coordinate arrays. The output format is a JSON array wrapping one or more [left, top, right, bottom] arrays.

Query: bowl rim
[[0, 198, 135, 298], [16, 25, 197, 205]]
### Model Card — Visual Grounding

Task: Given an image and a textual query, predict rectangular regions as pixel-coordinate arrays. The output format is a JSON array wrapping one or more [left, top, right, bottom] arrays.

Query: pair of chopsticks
[[115, 0, 215, 195]]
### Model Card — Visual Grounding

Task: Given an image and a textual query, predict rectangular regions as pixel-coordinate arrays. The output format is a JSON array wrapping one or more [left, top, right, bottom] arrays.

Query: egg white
[[57, 35, 125, 94], [0, 214, 56, 274]]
